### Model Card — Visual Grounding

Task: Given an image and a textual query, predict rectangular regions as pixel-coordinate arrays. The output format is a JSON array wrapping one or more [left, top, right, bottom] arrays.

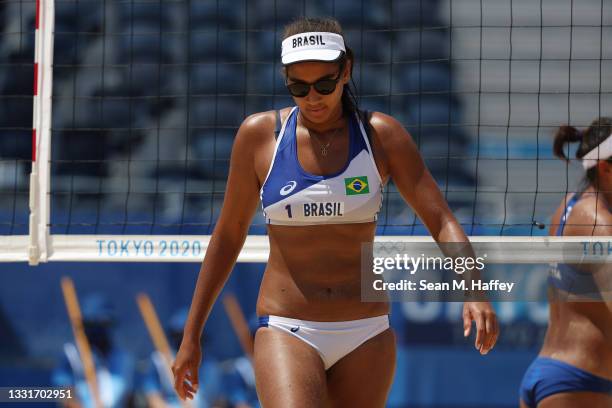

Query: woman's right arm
[[172, 113, 269, 400]]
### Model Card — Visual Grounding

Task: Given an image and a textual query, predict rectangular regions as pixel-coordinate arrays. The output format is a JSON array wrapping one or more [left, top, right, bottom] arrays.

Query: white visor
[[281, 32, 345, 65], [581, 133, 612, 170]]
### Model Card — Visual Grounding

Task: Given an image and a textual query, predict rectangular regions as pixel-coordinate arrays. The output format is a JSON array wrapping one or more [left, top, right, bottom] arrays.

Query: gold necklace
[[308, 126, 343, 157]]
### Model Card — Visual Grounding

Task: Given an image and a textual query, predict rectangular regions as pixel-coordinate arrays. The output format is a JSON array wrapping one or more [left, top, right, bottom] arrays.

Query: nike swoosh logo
[[290, 326, 300, 333]]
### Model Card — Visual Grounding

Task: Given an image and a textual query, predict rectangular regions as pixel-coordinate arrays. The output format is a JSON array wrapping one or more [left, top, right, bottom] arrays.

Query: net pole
[[28, 0, 55, 265]]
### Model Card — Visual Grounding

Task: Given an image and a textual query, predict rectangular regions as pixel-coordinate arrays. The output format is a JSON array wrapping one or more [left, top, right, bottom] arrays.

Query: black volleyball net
[[0, 0, 610, 262]]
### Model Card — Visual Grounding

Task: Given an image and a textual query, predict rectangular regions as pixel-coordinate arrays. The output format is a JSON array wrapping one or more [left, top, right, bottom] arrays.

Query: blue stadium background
[[2, 0, 601, 406]]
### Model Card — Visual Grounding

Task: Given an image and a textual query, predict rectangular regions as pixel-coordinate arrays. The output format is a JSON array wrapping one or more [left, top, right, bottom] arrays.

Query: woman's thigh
[[326, 328, 397, 408], [539, 392, 612, 408], [253, 327, 328, 408]]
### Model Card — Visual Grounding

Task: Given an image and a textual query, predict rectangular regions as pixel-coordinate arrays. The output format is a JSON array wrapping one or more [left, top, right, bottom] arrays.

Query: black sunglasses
[[285, 71, 342, 98]]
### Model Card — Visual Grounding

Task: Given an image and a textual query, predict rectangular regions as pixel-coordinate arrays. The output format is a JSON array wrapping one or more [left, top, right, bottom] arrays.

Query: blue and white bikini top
[[548, 192, 602, 298], [259, 106, 383, 226]]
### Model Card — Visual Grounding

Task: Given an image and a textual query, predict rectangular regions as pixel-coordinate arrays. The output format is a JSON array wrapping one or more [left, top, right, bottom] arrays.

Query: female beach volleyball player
[[520, 118, 612, 408], [173, 17, 499, 407]]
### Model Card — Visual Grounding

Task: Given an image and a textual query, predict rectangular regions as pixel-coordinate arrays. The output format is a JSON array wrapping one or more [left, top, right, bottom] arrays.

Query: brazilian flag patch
[[344, 176, 370, 195]]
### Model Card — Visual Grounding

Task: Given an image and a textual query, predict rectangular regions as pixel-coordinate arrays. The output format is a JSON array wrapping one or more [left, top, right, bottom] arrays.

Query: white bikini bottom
[[257, 314, 390, 370]]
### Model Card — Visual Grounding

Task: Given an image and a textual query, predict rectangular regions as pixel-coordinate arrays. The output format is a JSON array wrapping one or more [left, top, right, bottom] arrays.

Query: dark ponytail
[[339, 47, 359, 117], [553, 125, 582, 161], [554, 117, 612, 188]]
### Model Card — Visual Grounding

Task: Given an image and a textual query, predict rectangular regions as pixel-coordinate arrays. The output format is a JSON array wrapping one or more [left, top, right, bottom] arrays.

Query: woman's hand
[[463, 301, 499, 355], [172, 337, 202, 401]]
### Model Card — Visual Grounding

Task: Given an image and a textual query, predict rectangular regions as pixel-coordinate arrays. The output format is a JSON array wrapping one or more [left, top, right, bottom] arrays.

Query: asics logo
[[280, 181, 297, 196]]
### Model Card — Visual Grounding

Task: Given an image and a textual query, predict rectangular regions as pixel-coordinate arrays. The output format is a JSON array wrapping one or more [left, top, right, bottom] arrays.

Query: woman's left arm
[[371, 112, 499, 355]]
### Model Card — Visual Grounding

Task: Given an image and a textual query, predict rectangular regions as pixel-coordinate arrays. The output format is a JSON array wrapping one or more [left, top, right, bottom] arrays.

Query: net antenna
[[28, 0, 55, 264]]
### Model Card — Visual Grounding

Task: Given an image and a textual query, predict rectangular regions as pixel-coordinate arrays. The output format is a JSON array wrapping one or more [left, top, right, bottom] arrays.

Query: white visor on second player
[[281, 32, 345, 65], [582, 133, 612, 170]]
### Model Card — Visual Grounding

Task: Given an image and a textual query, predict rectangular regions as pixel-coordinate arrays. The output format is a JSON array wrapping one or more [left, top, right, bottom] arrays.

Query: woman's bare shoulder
[[368, 111, 399, 136], [365, 111, 420, 158], [238, 107, 293, 142], [239, 111, 275, 141], [564, 192, 612, 235]]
